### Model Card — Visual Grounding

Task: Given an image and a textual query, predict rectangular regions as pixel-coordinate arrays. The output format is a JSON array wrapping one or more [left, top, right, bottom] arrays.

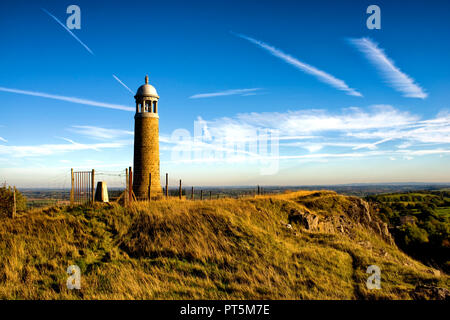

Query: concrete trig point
[[133, 75, 163, 199]]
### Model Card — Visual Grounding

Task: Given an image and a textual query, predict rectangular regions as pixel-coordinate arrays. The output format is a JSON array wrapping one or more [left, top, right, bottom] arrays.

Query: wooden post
[[91, 169, 95, 203], [191, 186, 194, 200], [12, 186, 16, 218], [70, 168, 74, 205], [200, 190, 203, 200], [148, 173, 152, 200], [209, 191, 212, 200], [125, 168, 129, 207], [76, 172, 79, 204], [128, 167, 133, 203], [257, 185, 260, 195], [165, 173, 168, 198], [179, 179, 182, 199]]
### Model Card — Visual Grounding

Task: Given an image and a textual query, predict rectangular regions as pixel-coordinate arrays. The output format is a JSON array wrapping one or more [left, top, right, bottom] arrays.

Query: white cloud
[[189, 88, 261, 99], [348, 112, 450, 145], [349, 37, 427, 98], [234, 105, 416, 135], [398, 148, 450, 156], [69, 125, 133, 140], [352, 137, 393, 150], [233, 32, 362, 97], [0, 86, 134, 112], [0, 139, 128, 158], [0, 137, 7, 143], [164, 105, 449, 165]]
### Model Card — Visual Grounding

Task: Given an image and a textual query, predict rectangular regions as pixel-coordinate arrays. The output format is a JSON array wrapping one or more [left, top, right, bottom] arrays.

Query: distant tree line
[[366, 190, 450, 273]]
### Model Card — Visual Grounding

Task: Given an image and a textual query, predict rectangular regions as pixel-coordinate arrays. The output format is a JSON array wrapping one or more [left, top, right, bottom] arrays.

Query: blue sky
[[0, 0, 449, 187]]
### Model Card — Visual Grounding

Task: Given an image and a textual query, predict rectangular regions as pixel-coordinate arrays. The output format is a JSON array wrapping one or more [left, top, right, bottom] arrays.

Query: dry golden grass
[[0, 190, 447, 299]]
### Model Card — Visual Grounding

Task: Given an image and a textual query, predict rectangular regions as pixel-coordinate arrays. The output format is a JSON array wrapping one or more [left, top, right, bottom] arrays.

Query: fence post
[[179, 179, 182, 200], [91, 169, 95, 204], [12, 186, 16, 218], [128, 166, 133, 203], [70, 168, 74, 205], [191, 186, 194, 200], [209, 191, 212, 200], [200, 190, 203, 200], [165, 173, 168, 198], [125, 168, 129, 207], [148, 173, 152, 201]]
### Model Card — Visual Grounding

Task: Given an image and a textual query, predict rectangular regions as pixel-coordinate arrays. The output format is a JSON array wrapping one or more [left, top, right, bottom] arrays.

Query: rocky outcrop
[[288, 209, 334, 233], [287, 196, 394, 245], [411, 285, 450, 300]]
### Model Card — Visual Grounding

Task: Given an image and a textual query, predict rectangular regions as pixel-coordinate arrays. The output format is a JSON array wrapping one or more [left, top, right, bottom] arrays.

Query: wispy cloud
[[0, 139, 127, 158], [235, 105, 417, 134], [233, 32, 362, 97], [349, 37, 427, 98], [162, 105, 449, 166], [352, 137, 393, 150], [190, 88, 261, 99], [112, 74, 134, 94], [69, 125, 133, 140], [0, 86, 134, 112], [0, 137, 7, 143], [42, 8, 94, 55]]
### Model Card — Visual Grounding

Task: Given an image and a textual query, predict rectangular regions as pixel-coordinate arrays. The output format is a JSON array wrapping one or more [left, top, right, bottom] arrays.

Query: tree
[[0, 184, 27, 216]]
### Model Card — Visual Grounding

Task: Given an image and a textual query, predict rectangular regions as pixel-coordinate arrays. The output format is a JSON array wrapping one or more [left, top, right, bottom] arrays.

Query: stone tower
[[133, 75, 163, 199]]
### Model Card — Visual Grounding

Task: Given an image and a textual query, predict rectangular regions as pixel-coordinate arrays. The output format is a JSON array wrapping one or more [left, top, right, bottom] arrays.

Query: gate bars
[[70, 169, 95, 205]]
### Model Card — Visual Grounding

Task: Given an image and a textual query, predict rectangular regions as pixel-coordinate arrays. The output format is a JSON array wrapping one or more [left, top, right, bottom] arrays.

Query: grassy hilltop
[[0, 190, 448, 299]]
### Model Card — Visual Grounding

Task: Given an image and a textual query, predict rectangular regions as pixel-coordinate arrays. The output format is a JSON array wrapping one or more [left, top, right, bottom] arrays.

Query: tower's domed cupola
[[134, 75, 159, 114]]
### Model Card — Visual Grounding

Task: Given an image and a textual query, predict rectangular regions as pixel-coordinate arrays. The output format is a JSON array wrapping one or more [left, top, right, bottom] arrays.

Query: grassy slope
[[0, 191, 447, 299]]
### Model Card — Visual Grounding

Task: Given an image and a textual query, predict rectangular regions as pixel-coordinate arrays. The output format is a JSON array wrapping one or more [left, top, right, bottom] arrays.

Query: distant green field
[[436, 207, 450, 218], [27, 199, 62, 208]]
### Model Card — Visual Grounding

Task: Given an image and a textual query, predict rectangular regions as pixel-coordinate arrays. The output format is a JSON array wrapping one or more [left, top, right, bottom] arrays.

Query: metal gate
[[70, 169, 95, 204]]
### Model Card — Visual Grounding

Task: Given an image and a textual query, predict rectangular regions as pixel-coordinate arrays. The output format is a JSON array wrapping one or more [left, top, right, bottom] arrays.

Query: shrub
[[0, 184, 27, 216]]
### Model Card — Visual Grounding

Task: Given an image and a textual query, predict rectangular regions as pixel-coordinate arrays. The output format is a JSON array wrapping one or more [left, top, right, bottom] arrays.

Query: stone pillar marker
[[95, 181, 109, 202]]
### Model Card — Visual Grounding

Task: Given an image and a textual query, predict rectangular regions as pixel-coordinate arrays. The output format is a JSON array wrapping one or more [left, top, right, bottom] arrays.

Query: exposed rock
[[347, 197, 372, 224], [287, 198, 395, 245], [427, 269, 441, 277], [288, 209, 321, 231], [411, 285, 450, 300]]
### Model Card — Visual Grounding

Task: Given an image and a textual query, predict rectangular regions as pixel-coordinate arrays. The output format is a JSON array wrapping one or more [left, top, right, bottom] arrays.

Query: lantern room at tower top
[[134, 75, 159, 114]]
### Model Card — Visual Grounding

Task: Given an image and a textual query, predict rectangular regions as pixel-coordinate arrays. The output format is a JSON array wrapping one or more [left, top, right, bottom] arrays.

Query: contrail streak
[[349, 37, 427, 98], [42, 8, 94, 55], [190, 88, 261, 99], [233, 32, 362, 97], [112, 74, 134, 94], [0, 86, 134, 112]]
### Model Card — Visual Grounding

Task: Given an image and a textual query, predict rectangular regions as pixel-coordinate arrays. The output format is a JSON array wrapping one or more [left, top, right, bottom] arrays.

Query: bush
[[0, 184, 27, 216], [399, 224, 429, 246]]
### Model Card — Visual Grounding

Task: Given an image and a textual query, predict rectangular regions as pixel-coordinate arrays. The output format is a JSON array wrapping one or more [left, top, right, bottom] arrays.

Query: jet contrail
[[349, 37, 427, 99], [42, 8, 94, 55], [0, 86, 134, 112], [233, 32, 362, 97], [112, 75, 134, 94]]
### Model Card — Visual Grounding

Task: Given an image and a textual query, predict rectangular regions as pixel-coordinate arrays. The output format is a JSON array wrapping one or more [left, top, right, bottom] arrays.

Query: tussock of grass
[[0, 191, 447, 299]]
